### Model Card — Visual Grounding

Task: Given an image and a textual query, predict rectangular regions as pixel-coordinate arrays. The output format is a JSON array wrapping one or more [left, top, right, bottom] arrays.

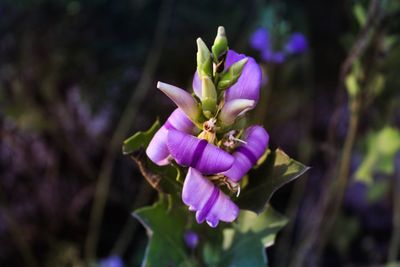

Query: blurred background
[[1, 0, 400, 266]]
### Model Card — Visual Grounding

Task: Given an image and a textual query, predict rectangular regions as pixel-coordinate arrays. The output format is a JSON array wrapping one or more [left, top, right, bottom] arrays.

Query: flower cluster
[[250, 27, 308, 64], [146, 27, 269, 227]]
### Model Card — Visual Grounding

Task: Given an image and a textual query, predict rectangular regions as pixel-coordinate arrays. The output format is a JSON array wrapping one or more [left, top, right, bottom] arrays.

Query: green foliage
[[134, 196, 287, 267], [237, 149, 310, 214], [122, 120, 160, 155], [133, 195, 189, 267], [356, 127, 400, 184], [220, 207, 288, 267]]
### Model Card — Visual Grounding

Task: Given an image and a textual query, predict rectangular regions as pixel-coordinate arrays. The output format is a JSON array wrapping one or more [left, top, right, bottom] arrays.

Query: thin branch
[[84, 0, 174, 262]]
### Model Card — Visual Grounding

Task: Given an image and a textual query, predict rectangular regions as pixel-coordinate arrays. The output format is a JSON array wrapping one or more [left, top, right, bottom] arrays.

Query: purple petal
[[192, 71, 202, 98], [157, 81, 199, 121], [204, 189, 239, 227], [223, 126, 269, 182], [249, 27, 270, 51], [167, 130, 234, 174], [225, 50, 247, 70], [182, 168, 239, 227], [285, 32, 308, 54], [224, 52, 262, 105], [146, 109, 196, 165], [146, 126, 170, 165]]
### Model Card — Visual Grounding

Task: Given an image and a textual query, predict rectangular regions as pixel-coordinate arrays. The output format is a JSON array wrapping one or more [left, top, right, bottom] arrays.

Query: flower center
[[198, 118, 217, 143]]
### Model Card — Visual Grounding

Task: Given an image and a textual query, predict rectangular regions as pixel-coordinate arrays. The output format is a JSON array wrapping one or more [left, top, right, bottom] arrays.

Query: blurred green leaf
[[220, 206, 288, 267], [237, 149, 310, 214], [133, 195, 190, 267], [346, 73, 359, 98], [203, 242, 221, 267], [367, 180, 389, 203], [353, 3, 366, 27], [356, 127, 400, 184], [122, 120, 160, 155], [367, 73, 385, 97]]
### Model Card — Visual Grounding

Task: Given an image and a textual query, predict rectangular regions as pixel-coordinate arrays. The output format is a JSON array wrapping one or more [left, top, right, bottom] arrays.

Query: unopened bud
[[201, 77, 217, 118], [219, 99, 255, 126], [157, 81, 201, 122], [217, 57, 248, 90], [212, 26, 228, 61], [196, 38, 213, 78]]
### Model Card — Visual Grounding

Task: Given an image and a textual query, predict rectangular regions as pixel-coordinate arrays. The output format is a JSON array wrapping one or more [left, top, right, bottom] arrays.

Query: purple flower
[[285, 32, 308, 54], [146, 108, 197, 166], [145, 30, 269, 227], [99, 256, 123, 267], [182, 168, 239, 227], [184, 230, 199, 249], [223, 126, 269, 182]]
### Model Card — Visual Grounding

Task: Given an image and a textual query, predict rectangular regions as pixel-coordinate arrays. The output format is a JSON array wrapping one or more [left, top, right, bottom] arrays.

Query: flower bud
[[212, 26, 228, 61], [184, 231, 199, 249], [196, 38, 213, 78], [217, 57, 248, 90], [219, 99, 255, 126], [157, 81, 201, 122], [201, 76, 217, 118]]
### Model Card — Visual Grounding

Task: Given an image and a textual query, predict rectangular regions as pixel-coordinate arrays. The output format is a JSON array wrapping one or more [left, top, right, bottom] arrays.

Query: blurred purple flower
[[184, 230, 199, 249], [249, 27, 270, 51], [249, 27, 307, 64], [99, 255, 123, 267], [285, 32, 308, 54]]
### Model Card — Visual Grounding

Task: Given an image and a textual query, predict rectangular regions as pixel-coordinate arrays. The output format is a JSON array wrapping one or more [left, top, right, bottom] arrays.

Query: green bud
[[212, 26, 228, 61], [201, 77, 217, 118], [196, 38, 213, 78], [217, 57, 248, 90]]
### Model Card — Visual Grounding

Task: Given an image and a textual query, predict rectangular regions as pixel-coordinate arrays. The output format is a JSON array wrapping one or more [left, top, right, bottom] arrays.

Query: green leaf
[[122, 120, 160, 155], [237, 149, 310, 214], [220, 206, 288, 267], [133, 195, 190, 267]]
